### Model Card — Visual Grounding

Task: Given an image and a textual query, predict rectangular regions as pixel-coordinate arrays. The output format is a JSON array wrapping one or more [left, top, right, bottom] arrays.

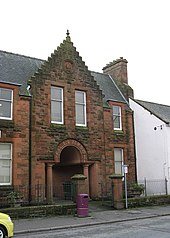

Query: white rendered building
[[130, 98, 170, 195]]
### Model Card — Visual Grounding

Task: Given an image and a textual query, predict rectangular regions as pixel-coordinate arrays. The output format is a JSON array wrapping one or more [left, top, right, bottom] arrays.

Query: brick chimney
[[103, 57, 134, 100]]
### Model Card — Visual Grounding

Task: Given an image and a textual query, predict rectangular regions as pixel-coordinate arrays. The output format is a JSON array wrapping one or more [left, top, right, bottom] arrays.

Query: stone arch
[[54, 139, 88, 163]]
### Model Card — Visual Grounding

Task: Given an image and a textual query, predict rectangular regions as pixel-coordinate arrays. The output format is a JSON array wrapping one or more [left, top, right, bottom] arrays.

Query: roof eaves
[[0, 81, 22, 87], [132, 98, 169, 124], [106, 98, 127, 104]]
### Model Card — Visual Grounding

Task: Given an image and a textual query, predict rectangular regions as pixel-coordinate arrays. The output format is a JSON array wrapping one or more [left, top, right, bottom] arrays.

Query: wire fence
[[138, 178, 168, 196], [100, 178, 168, 204]]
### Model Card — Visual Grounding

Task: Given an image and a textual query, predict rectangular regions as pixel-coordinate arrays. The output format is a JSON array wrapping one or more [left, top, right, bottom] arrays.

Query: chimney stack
[[103, 57, 134, 100], [103, 57, 128, 84]]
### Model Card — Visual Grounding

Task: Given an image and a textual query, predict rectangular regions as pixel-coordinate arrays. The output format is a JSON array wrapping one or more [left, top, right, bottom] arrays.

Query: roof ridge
[[108, 74, 129, 105], [90, 70, 108, 76], [0, 50, 44, 62], [136, 99, 170, 108]]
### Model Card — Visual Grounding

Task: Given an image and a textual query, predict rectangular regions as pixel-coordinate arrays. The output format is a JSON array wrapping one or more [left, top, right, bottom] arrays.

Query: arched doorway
[[60, 146, 82, 165], [53, 140, 88, 200]]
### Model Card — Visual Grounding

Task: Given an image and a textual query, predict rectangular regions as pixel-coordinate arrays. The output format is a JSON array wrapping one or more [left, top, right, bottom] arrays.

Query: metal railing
[[0, 182, 75, 208], [138, 178, 168, 196], [100, 178, 168, 203], [0, 178, 168, 208]]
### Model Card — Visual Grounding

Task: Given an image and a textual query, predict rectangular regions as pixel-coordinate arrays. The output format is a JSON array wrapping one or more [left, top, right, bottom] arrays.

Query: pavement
[[13, 202, 170, 235]]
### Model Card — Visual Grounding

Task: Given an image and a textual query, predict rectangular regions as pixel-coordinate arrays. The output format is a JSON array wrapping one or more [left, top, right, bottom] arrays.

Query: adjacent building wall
[[130, 98, 170, 193]]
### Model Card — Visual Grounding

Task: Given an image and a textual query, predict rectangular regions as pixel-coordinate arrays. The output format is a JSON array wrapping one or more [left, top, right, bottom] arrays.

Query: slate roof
[[0, 50, 128, 106], [133, 99, 170, 124], [0, 50, 44, 95], [91, 71, 127, 106]]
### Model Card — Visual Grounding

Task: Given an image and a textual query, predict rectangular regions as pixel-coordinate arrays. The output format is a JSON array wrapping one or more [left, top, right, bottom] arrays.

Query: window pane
[[75, 91, 86, 126], [76, 104, 85, 125], [0, 144, 11, 158], [115, 162, 122, 174], [51, 87, 62, 100], [0, 88, 12, 100], [113, 106, 120, 115], [113, 116, 120, 129], [51, 87, 63, 124], [0, 88, 12, 119], [113, 106, 121, 129], [114, 150, 121, 162], [75, 91, 84, 103], [114, 148, 123, 175], [51, 101, 62, 122], [0, 144, 11, 184], [0, 160, 10, 183], [0, 101, 11, 117]]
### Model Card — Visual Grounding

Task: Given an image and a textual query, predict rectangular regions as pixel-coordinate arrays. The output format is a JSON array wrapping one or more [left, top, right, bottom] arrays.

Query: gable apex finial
[[66, 29, 71, 42], [66, 29, 70, 36]]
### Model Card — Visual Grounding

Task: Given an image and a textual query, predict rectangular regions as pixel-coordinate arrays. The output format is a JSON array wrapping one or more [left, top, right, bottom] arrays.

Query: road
[[14, 215, 170, 238]]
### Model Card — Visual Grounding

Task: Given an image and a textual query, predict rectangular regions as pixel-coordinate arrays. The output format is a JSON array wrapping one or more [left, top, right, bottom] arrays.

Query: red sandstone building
[[0, 32, 136, 204]]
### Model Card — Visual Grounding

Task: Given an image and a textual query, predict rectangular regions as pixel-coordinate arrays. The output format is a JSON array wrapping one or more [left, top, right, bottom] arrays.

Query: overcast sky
[[1, 0, 170, 105]]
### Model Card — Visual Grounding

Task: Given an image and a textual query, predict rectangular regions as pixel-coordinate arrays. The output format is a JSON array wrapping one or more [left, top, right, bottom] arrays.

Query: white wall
[[129, 99, 169, 186], [166, 126, 170, 193]]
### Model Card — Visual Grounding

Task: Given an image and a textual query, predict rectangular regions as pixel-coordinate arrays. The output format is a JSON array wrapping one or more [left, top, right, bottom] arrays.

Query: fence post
[[144, 178, 147, 197], [165, 177, 168, 195], [100, 182, 104, 206], [111, 180, 114, 207]]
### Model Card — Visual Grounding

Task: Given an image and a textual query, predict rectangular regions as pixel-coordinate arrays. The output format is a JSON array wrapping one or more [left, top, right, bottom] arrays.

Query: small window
[[0, 143, 12, 185], [114, 148, 123, 175], [75, 91, 87, 126], [51, 87, 64, 124], [113, 106, 122, 130], [0, 88, 13, 120]]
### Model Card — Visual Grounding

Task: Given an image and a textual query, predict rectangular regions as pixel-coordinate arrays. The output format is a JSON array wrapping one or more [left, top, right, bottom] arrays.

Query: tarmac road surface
[[14, 215, 170, 238]]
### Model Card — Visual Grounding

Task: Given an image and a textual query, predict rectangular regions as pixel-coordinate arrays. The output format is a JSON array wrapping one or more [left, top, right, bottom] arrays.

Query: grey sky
[[1, 0, 170, 105]]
